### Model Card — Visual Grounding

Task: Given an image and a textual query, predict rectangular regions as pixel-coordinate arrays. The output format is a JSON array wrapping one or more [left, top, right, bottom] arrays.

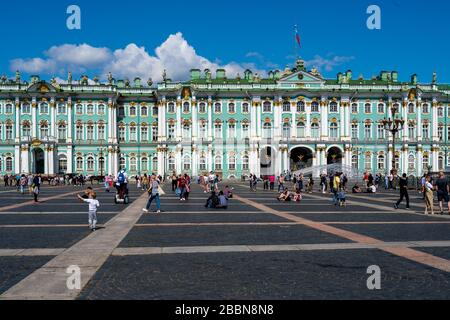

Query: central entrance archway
[[327, 147, 343, 165], [33, 148, 45, 174], [290, 147, 313, 171]]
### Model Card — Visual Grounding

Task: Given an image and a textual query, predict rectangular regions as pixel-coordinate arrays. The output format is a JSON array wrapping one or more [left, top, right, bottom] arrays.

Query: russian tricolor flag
[[295, 25, 301, 48]]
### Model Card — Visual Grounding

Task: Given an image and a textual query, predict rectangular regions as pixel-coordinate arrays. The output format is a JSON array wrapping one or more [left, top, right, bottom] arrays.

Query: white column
[[417, 147, 423, 176], [401, 146, 408, 174], [32, 101, 37, 138], [402, 99, 408, 142], [274, 98, 282, 139], [157, 148, 164, 176], [50, 100, 56, 138], [48, 147, 55, 175], [68, 100, 73, 143], [176, 98, 182, 140], [21, 146, 30, 174], [14, 145, 21, 173], [432, 146, 439, 171], [339, 102, 345, 138], [44, 147, 49, 174], [192, 146, 198, 177], [175, 146, 182, 173], [291, 105, 296, 139], [192, 99, 198, 141], [283, 148, 289, 172], [207, 98, 213, 140], [15, 100, 20, 142], [417, 102, 422, 142], [306, 103, 311, 138], [250, 101, 257, 138], [67, 145, 73, 174], [112, 105, 118, 144], [432, 99, 439, 142], [320, 99, 328, 140], [345, 102, 351, 138], [207, 145, 213, 172], [256, 101, 262, 138]]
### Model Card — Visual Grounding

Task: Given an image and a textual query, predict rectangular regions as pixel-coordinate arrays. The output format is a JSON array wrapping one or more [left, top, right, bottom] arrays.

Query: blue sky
[[1, 0, 449, 82]]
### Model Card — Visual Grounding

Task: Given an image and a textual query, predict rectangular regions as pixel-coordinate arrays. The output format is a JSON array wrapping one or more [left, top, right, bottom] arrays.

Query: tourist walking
[[178, 174, 188, 201], [424, 175, 434, 215], [394, 173, 410, 209], [171, 172, 178, 192], [143, 175, 161, 213], [77, 192, 100, 231], [435, 172, 450, 215]]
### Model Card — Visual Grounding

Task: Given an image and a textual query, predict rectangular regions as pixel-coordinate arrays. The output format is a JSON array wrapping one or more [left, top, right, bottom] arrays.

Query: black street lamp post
[[381, 105, 405, 175]]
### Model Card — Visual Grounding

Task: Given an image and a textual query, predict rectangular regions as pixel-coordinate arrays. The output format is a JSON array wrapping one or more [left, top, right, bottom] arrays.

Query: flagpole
[[294, 24, 299, 60]]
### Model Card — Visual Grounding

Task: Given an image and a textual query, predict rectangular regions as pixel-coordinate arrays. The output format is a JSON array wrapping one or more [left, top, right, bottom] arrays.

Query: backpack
[[118, 172, 125, 183]]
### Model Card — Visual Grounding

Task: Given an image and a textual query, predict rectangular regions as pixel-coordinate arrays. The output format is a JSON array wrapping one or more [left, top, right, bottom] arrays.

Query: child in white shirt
[[77, 192, 100, 231]]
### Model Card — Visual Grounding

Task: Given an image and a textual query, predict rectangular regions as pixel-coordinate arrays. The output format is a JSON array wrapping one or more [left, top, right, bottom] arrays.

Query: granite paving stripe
[[0, 214, 116, 225]]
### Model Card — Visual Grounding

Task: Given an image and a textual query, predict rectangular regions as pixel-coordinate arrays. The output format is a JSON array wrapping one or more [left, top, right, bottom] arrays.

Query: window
[[168, 124, 175, 140], [423, 104, 429, 114], [311, 123, 319, 138], [141, 126, 148, 141], [22, 124, 31, 137], [40, 103, 48, 114], [282, 101, 291, 112], [228, 123, 236, 139], [183, 155, 191, 171], [242, 123, 249, 139], [263, 101, 272, 113], [118, 126, 125, 142], [22, 103, 31, 114], [263, 123, 272, 139], [438, 126, 443, 141], [351, 103, 358, 114], [365, 154, 372, 170], [199, 122, 207, 139], [242, 103, 249, 113], [364, 123, 372, 139], [439, 155, 444, 171], [5, 157, 13, 172], [76, 157, 83, 171], [129, 126, 137, 141], [76, 104, 83, 115], [408, 124, 416, 139], [351, 124, 358, 139], [214, 123, 222, 139], [229, 156, 236, 170], [86, 124, 94, 140], [377, 155, 385, 170], [98, 104, 105, 115], [141, 158, 148, 172], [182, 102, 190, 113], [151, 125, 158, 142], [242, 155, 249, 171], [297, 101, 305, 113], [214, 103, 221, 113], [182, 124, 191, 139], [118, 106, 125, 117], [199, 102, 206, 113], [423, 156, 429, 170], [214, 156, 222, 171], [76, 125, 83, 140], [168, 157, 176, 171], [423, 124, 429, 140], [57, 103, 66, 114], [98, 125, 105, 140], [98, 157, 105, 174], [130, 106, 137, 116], [377, 124, 385, 139], [311, 102, 319, 112], [352, 155, 358, 169], [364, 103, 372, 114], [228, 103, 236, 114], [117, 157, 125, 170], [58, 125, 67, 140], [141, 106, 148, 117], [5, 124, 13, 140], [58, 155, 67, 174], [87, 104, 94, 115], [438, 107, 444, 117], [40, 123, 49, 139], [5, 104, 13, 114], [130, 157, 137, 172], [87, 157, 95, 171], [168, 102, 175, 113], [297, 122, 305, 138], [329, 122, 338, 138], [153, 106, 159, 116], [329, 102, 338, 113], [378, 103, 385, 114], [199, 156, 206, 171], [408, 103, 415, 114], [283, 123, 290, 139], [409, 155, 416, 171], [0, 158, 3, 172]]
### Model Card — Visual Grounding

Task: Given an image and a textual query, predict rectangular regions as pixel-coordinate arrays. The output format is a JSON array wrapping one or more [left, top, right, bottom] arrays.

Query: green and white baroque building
[[1, 59, 450, 178]]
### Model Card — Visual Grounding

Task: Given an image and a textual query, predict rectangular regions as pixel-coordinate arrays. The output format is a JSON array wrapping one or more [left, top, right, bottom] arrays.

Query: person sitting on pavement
[[223, 185, 234, 199], [352, 185, 362, 193], [293, 189, 302, 202], [205, 191, 220, 209], [277, 188, 291, 202], [216, 191, 229, 209], [366, 183, 377, 194]]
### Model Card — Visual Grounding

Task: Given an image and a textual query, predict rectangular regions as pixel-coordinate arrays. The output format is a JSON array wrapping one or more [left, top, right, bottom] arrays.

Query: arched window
[[86, 124, 94, 140], [311, 123, 319, 138], [22, 103, 31, 114], [129, 125, 137, 141], [364, 103, 372, 114], [118, 106, 125, 117], [242, 102, 249, 113], [378, 103, 385, 114], [408, 103, 415, 114], [329, 102, 338, 113], [282, 101, 291, 112], [118, 125, 125, 142], [351, 103, 358, 113], [98, 157, 105, 174], [228, 103, 236, 114], [5, 157, 13, 172], [58, 155, 67, 174], [282, 123, 290, 139], [40, 123, 49, 139], [329, 122, 338, 138], [199, 102, 206, 113], [377, 155, 385, 170], [22, 123, 31, 138], [152, 157, 158, 172], [214, 156, 222, 171], [364, 123, 372, 139], [263, 123, 272, 139], [409, 155, 416, 171], [57, 103, 66, 114], [119, 157, 126, 170], [199, 156, 207, 171], [76, 157, 84, 171], [263, 101, 272, 113], [98, 124, 105, 140], [242, 155, 249, 171], [58, 124, 67, 140], [98, 104, 105, 115], [141, 106, 148, 117], [130, 157, 137, 172], [129, 106, 137, 116], [408, 124, 416, 139], [296, 122, 305, 138], [76, 104, 83, 114], [87, 104, 94, 115], [422, 104, 429, 114], [168, 157, 175, 171], [168, 102, 175, 113], [152, 106, 159, 116], [87, 157, 95, 171], [297, 101, 305, 113], [182, 124, 191, 139], [214, 103, 222, 113], [228, 123, 236, 139], [183, 155, 191, 171], [39, 103, 48, 114], [352, 155, 358, 169], [214, 123, 222, 139], [365, 154, 372, 170], [152, 125, 158, 142], [183, 102, 190, 113], [141, 158, 148, 172], [311, 101, 319, 112], [229, 155, 236, 170], [5, 124, 13, 140], [377, 124, 385, 139], [438, 107, 444, 117]]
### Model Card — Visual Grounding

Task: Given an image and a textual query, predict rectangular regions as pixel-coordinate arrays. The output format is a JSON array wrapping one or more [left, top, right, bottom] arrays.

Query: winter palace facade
[[0, 59, 449, 178]]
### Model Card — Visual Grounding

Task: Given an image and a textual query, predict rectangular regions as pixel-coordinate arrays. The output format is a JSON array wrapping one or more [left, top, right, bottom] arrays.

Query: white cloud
[[9, 32, 264, 82], [305, 54, 355, 72]]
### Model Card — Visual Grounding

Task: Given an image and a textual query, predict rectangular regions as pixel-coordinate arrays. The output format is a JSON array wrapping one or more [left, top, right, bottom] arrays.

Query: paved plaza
[[0, 181, 450, 300]]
